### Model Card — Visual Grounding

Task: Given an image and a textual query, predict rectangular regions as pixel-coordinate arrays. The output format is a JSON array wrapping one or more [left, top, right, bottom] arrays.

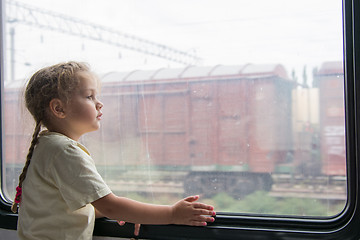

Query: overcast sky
[[4, 0, 343, 83]]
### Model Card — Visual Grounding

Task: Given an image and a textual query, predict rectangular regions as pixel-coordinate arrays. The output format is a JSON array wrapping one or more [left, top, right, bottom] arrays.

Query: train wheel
[[225, 173, 273, 199], [257, 173, 273, 192], [225, 173, 257, 199]]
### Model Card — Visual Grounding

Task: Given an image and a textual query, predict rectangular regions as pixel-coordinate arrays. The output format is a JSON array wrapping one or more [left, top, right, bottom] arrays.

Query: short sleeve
[[49, 143, 112, 211]]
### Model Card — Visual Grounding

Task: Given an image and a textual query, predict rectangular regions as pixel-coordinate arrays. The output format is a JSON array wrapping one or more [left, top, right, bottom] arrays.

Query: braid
[[11, 121, 41, 213]]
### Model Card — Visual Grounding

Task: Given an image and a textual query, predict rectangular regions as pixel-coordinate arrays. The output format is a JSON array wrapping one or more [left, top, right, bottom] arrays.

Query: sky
[[4, 0, 343, 84]]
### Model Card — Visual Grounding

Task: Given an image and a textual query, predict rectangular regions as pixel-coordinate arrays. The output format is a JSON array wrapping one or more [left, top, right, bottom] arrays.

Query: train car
[[290, 61, 346, 179], [95, 64, 294, 197], [315, 61, 346, 176]]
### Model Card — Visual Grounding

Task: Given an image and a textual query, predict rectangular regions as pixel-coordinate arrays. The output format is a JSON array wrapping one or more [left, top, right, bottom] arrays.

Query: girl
[[11, 62, 215, 240]]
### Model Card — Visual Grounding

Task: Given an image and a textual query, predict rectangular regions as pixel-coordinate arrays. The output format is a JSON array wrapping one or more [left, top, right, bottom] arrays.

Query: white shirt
[[18, 132, 112, 240]]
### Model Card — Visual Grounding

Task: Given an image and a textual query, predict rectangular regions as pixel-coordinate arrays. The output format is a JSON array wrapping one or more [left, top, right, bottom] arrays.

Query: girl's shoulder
[[38, 131, 90, 157], [39, 131, 75, 146]]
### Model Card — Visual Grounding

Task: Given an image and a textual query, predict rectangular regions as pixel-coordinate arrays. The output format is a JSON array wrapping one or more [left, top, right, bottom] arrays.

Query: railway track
[[270, 174, 347, 200], [270, 184, 346, 201], [105, 173, 347, 201]]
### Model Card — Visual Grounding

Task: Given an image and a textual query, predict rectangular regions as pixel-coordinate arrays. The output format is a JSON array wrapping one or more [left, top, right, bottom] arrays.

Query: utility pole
[[9, 26, 14, 82]]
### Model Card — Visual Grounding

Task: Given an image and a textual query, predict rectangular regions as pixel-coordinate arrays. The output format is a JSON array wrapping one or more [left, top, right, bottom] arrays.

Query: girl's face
[[64, 72, 103, 139]]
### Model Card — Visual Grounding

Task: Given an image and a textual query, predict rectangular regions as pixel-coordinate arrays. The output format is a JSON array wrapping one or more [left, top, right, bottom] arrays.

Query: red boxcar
[[96, 64, 295, 195], [99, 64, 292, 168], [315, 61, 346, 176]]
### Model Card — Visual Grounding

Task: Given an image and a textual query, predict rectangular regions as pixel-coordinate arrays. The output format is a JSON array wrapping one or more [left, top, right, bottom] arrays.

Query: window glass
[[3, 0, 345, 217]]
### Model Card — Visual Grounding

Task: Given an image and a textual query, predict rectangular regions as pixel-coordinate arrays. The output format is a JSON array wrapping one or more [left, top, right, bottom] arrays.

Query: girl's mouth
[[97, 113, 103, 120]]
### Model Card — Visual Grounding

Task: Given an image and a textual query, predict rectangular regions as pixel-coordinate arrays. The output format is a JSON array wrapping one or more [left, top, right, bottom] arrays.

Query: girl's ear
[[49, 98, 66, 118]]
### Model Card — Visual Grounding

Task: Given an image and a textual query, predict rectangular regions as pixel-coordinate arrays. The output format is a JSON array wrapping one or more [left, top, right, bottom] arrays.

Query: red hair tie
[[14, 186, 22, 204]]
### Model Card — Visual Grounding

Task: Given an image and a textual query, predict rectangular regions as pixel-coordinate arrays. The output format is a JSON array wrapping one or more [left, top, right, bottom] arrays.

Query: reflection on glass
[[3, 0, 345, 216]]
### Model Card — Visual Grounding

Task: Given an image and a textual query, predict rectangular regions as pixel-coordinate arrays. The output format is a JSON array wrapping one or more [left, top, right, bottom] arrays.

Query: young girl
[[11, 61, 216, 240]]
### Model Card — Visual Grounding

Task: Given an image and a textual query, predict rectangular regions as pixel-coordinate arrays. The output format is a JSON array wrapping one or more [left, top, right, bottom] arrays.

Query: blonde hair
[[11, 61, 91, 213]]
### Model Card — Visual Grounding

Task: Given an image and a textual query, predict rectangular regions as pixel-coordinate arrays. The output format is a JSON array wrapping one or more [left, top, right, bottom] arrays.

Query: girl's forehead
[[77, 71, 100, 91]]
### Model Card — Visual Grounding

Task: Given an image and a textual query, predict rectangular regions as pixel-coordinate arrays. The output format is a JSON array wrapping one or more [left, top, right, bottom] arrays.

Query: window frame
[[1, 0, 360, 239]]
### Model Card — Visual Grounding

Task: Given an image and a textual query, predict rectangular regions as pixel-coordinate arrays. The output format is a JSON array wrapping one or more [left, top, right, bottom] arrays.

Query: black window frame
[[1, 0, 360, 239]]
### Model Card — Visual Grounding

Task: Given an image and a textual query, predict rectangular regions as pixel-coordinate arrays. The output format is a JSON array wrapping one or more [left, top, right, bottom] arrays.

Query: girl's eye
[[87, 95, 94, 100]]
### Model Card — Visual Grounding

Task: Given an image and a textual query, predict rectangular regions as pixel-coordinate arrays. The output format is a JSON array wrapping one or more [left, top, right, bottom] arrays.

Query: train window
[[2, 0, 360, 239]]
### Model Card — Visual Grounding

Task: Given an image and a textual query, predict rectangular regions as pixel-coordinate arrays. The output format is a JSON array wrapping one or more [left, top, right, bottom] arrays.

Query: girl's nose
[[96, 101, 103, 110]]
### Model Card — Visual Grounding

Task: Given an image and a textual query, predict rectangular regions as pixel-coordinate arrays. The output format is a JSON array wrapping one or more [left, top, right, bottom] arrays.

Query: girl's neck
[[46, 122, 82, 141]]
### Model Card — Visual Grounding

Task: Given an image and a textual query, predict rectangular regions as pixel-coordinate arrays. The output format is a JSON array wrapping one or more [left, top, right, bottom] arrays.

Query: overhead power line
[[5, 0, 201, 65]]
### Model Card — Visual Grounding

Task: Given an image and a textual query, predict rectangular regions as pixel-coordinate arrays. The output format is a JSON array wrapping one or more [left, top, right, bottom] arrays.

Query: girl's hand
[[171, 195, 216, 226], [117, 221, 141, 236]]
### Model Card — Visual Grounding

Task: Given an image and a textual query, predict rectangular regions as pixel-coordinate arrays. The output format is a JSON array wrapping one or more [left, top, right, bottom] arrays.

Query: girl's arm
[[95, 207, 106, 218], [95, 203, 141, 236], [92, 193, 215, 226]]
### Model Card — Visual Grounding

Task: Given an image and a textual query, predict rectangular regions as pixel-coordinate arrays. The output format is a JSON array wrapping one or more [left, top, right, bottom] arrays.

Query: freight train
[[3, 61, 345, 198]]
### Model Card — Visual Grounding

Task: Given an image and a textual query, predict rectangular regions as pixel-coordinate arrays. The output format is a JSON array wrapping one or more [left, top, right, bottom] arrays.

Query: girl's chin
[[85, 124, 101, 134]]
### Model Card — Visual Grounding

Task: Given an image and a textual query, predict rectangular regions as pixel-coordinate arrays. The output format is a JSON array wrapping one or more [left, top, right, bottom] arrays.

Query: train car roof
[[317, 61, 343, 75], [100, 63, 290, 83], [4, 63, 290, 89]]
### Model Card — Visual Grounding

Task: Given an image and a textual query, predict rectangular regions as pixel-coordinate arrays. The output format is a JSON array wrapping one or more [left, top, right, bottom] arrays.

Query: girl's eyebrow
[[80, 88, 98, 93]]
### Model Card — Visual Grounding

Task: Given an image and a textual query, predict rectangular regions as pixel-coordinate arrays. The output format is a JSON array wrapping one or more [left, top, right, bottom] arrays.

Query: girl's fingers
[[193, 215, 215, 222], [134, 223, 141, 236], [117, 220, 125, 226], [189, 216, 215, 226], [184, 195, 199, 202], [191, 202, 216, 217], [193, 208, 216, 216], [190, 221, 208, 226], [192, 202, 214, 210], [185, 214, 215, 226], [117, 221, 141, 236], [180, 195, 216, 226]]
